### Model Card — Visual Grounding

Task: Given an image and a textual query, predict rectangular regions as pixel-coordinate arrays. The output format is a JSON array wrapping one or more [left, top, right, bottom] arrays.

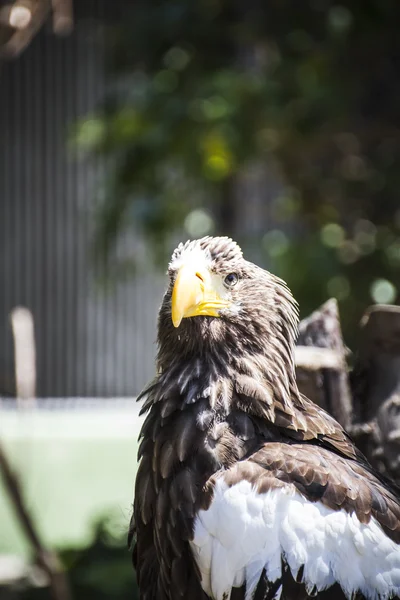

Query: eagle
[[130, 236, 400, 600]]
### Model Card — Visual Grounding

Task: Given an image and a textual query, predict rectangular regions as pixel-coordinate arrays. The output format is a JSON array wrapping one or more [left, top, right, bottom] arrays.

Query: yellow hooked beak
[[171, 264, 231, 328]]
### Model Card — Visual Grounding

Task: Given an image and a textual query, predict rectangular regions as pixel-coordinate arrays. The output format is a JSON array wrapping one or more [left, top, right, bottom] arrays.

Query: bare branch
[[0, 0, 50, 58], [51, 0, 73, 35], [0, 0, 74, 58], [0, 440, 73, 600]]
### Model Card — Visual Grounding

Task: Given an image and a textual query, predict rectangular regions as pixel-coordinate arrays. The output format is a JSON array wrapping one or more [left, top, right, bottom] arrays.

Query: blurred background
[[0, 0, 400, 598]]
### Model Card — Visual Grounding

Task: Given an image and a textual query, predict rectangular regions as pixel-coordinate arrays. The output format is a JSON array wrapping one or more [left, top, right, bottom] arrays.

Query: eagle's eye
[[224, 273, 239, 288]]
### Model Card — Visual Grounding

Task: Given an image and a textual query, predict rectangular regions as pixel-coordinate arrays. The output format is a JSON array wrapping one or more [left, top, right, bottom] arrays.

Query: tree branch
[[0, 0, 73, 58], [0, 440, 73, 600]]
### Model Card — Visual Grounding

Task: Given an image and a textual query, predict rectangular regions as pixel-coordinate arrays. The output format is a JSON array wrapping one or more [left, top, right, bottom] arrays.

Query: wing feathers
[[192, 447, 400, 600], [133, 340, 400, 600]]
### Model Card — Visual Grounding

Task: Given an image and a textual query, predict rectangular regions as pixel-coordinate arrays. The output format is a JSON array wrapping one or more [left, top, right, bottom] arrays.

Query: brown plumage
[[130, 236, 400, 600]]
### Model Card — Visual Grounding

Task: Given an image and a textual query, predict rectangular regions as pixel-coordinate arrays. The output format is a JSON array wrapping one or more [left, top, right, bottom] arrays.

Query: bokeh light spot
[[163, 47, 191, 71], [74, 118, 105, 149], [262, 230, 289, 257], [153, 70, 179, 93], [321, 223, 345, 248], [370, 279, 396, 304], [256, 128, 281, 152], [328, 5, 352, 33], [184, 209, 214, 237], [337, 240, 360, 264], [201, 96, 230, 121], [386, 240, 400, 265], [204, 155, 231, 179], [354, 228, 376, 255]]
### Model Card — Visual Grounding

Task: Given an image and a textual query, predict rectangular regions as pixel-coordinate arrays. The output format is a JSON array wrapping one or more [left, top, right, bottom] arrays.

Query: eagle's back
[[131, 361, 400, 600]]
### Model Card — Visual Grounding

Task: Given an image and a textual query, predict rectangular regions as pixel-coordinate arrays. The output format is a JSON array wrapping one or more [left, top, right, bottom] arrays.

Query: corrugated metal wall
[[0, 1, 166, 397], [0, 1, 283, 398]]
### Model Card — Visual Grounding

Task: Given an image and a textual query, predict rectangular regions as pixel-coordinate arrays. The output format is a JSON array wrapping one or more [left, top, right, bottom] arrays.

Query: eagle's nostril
[[195, 272, 205, 283]]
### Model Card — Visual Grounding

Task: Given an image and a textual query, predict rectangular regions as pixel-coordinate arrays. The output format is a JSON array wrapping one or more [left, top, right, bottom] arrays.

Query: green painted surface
[[0, 403, 141, 556]]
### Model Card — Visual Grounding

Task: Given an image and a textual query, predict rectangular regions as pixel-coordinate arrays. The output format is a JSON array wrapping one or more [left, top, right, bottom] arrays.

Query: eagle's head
[[157, 236, 299, 373]]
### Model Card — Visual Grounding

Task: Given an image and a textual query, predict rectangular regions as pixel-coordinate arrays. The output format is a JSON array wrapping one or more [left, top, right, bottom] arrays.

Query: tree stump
[[352, 305, 400, 483], [296, 299, 352, 431], [296, 300, 400, 484]]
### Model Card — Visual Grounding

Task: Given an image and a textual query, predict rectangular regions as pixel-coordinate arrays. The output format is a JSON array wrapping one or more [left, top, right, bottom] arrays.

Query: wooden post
[[0, 306, 74, 600], [10, 307, 36, 401]]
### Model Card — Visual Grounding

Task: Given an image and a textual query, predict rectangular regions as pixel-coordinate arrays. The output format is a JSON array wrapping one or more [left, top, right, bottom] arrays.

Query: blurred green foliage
[[22, 518, 137, 600], [75, 0, 400, 345]]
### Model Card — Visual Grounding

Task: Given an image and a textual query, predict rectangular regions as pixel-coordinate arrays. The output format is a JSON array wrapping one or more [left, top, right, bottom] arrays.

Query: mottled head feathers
[[169, 236, 243, 272], [159, 236, 299, 372]]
